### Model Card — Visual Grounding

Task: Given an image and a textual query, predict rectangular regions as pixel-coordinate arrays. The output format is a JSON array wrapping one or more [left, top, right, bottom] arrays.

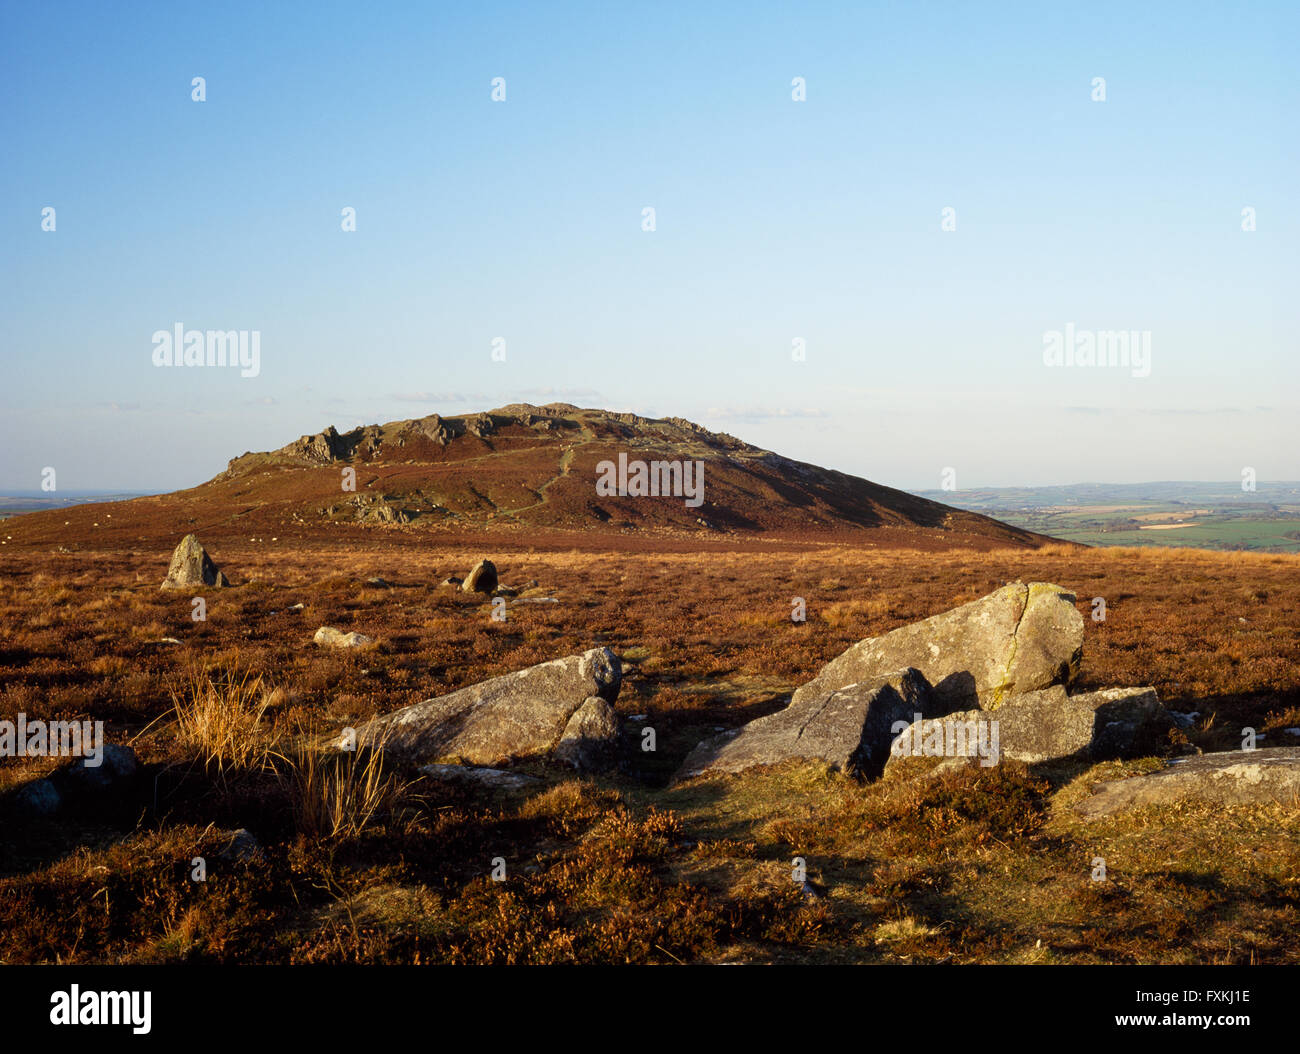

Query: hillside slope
[[5, 404, 1056, 551]]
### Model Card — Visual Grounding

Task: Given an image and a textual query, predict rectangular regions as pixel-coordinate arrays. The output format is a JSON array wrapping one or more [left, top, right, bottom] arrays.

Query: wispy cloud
[[704, 406, 830, 421], [514, 386, 601, 399], [1065, 405, 1270, 416], [390, 391, 489, 404]]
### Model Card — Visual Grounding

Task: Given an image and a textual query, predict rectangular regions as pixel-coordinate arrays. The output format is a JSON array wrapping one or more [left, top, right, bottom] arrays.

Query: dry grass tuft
[[280, 739, 410, 840], [169, 664, 279, 776]]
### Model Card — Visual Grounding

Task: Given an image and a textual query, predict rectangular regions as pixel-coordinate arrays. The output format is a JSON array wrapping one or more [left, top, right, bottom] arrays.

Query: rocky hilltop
[[6, 404, 1057, 550], [209, 403, 1049, 545]]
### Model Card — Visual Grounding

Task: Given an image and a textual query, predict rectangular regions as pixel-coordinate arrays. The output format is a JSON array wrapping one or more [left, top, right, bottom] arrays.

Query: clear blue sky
[[1, 1, 1295, 492]]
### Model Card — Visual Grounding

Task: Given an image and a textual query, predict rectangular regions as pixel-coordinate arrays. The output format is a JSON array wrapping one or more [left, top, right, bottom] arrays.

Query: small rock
[[314, 626, 375, 648], [218, 828, 260, 862]]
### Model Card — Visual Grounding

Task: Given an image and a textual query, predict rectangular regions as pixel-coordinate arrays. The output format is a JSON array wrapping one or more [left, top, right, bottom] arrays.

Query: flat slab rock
[[886, 685, 1174, 770], [353, 647, 621, 766], [419, 765, 541, 790], [675, 668, 934, 781], [1074, 747, 1300, 821], [791, 581, 1083, 713]]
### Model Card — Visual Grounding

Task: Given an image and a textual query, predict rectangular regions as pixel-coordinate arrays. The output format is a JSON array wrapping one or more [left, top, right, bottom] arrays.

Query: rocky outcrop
[[160, 534, 229, 590], [676, 668, 935, 781], [352, 647, 621, 765], [791, 581, 1083, 712], [1074, 747, 1300, 821]]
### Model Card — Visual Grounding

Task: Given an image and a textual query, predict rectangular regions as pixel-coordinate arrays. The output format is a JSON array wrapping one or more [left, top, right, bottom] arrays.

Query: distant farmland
[[911, 482, 1300, 553]]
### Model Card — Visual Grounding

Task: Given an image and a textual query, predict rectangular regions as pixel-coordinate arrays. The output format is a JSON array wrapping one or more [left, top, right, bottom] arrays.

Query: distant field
[[912, 482, 1300, 553]]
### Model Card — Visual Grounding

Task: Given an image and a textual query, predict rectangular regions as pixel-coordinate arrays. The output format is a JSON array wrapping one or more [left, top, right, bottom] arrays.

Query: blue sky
[[1, 1, 1295, 492]]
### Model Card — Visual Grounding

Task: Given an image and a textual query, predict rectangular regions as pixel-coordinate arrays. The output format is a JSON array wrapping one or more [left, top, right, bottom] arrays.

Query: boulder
[[314, 626, 374, 648], [160, 534, 229, 590], [352, 647, 622, 765], [218, 828, 261, 862], [676, 668, 935, 781], [418, 764, 541, 790], [55, 743, 139, 792], [1075, 747, 1300, 821], [12, 778, 61, 817], [886, 685, 1175, 771], [554, 696, 621, 771], [461, 560, 498, 594], [792, 581, 1083, 713]]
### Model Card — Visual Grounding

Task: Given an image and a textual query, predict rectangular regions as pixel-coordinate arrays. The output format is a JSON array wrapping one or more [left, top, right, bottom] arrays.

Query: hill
[[4, 404, 1053, 551]]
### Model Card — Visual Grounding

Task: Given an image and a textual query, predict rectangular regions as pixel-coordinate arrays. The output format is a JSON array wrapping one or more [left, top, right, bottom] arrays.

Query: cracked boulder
[[1074, 747, 1300, 821], [160, 534, 229, 590], [885, 685, 1177, 771], [349, 647, 621, 765], [675, 668, 935, 781], [791, 581, 1083, 713]]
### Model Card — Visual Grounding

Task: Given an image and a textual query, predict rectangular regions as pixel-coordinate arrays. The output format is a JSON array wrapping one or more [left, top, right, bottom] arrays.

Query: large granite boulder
[[675, 668, 935, 781], [160, 534, 229, 590], [352, 647, 621, 765], [1074, 747, 1300, 821], [886, 685, 1175, 770], [792, 581, 1083, 713]]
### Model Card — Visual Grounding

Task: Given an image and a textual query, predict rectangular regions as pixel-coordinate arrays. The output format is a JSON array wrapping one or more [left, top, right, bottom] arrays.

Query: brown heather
[[0, 534, 1297, 963]]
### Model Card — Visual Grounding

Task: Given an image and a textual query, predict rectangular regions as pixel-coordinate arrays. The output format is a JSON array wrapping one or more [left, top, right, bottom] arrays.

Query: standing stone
[[675, 668, 935, 781], [160, 534, 229, 590], [352, 647, 621, 765], [461, 559, 499, 594], [792, 581, 1083, 713]]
